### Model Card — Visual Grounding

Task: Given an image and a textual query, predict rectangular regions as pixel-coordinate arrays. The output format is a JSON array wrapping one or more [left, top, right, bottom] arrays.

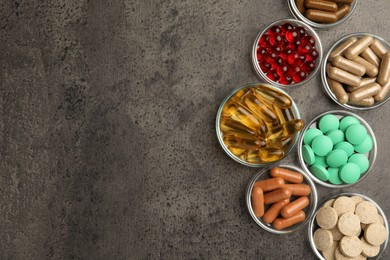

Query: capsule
[[328, 37, 358, 62], [266, 119, 304, 144], [273, 211, 306, 230], [222, 134, 262, 150], [251, 186, 265, 217], [335, 4, 350, 19], [347, 77, 377, 92], [260, 147, 285, 162], [267, 136, 293, 150], [264, 187, 291, 204], [283, 184, 312, 196], [228, 147, 246, 156], [254, 85, 292, 109], [332, 56, 366, 76], [332, 0, 353, 3], [273, 106, 294, 125], [344, 35, 374, 60], [327, 77, 349, 104], [377, 52, 390, 86], [361, 47, 380, 67], [243, 93, 278, 123], [370, 39, 388, 59], [220, 117, 256, 135], [295, 0, 306, 13], [375, 80, 390, 102], [241, 150, 261, 163], [327, 65, 361, 88], [349, 82, 382, 102], [305, 9, 338, 24], [270, 167, 303, 184], [352, 56, 378, 77], [263, 199, 290, 224], [254, 177, 285, 192], [281, 197, 310, 219], [222, 102, 261, 131], [348, 97, 375, 107], [305, 0, 338, 12]]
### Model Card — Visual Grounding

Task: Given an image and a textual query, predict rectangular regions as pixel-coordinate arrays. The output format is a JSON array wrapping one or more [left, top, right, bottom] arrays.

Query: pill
[[311, 135, 333, 156], [364, 223, 387, 246], [266, 119, 304, 144], [327, 65, 361, 88], [281, 196, 310, 219], [322, 241, 339, 260], [338, 212, 361, 236], [310, 164, 329, 181], [316, 206, 338, 229], [305, 0, 338, 12], [333, 196, 355, 216], [326, 149, 348, 167], [327, 77, 349, 104], [345, 35, 374, 60], [228, 147, 246, 156], [254, 85, 292, 109], [350, 195, 364, 206], [314, 155, 328, 168], [339, 236, 362, 257], [223, 103, 261, 131], [347, 77, 377, 92], [335, 4, 350, 19], [262, 199, 290, 224], [339, 115, 360, 132], [264, 187, 291, 204], [270, 167, 303, 184], [296, 0, 306, 13], [243, 93, 278, 123], [251, 186, 265, 217], [304, 128, 323, 145], [348, 153, 369, 174], [370, 39, 388, 59], [374, 80, 390, 101], [254, 177, 285, 192], [360, 237, 380, 258], [332, 56, 366, 76], [326, 129, 345, 145], [352, 56, 378, 77], [220, 117, 256, 134], [339, 163, 360, 183], [346, 123, 367, 145], [305, 9, 338, 23], [328, 37, 358, 62], [223, 134, 262, 150], [273, 211, 306, 230], [348, 97, 375, 107], [273, 106, 292, 125], [334, 141, 354, 157], [258, 147, 284, 162], [377, 52, 390, 86], [355, 201, 377, 224], [349, 83, 381, 102], [360, 47, 380, 67], [313, 228, 333, 252], [331, 0, 353, 3], [283, 184, 312, 196], [328, 167, 343, 184], [302, 145, 315, 165], [319, 114, 340, 134], [241, 150, 265, 164]]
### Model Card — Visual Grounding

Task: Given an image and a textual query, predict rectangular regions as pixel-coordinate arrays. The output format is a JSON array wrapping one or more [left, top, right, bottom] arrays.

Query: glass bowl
[[246, 164, 318, 234], [252, 18, 323, 88], [321, 33, 390, 111], [287, 0, 360, 30], [297, 110, 377, 188], [308, 192, 389, 259], [216, 82, 302, 167]]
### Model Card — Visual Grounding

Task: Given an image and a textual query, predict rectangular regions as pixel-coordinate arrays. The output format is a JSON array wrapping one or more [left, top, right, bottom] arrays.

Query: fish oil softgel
[[220, 85, 304, 164]]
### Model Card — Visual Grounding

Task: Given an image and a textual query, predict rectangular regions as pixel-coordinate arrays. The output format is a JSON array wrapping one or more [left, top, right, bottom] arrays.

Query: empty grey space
[[1, 0, 389, 259]]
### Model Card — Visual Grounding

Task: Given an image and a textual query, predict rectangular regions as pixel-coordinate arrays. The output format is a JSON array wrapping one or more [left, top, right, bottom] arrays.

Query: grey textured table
[[1, 0, 390, 259]]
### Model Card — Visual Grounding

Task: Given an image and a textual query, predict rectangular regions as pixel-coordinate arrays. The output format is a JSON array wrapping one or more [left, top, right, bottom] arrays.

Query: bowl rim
[[251, 18, 323, 88], [308, 192, 389, 260], [246, 164, 319, 234], [321, 32, 390, 111], [215, 82, 301, 167], [287, 0, 360, 30], [297, 110, 377, 188]]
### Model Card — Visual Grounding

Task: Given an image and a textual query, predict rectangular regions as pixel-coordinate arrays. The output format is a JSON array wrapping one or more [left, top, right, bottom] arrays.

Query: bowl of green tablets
[[297, 110, 377, 188]]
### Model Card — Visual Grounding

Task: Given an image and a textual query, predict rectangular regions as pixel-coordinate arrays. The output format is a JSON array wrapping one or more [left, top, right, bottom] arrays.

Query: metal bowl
[[308, 192, 389, 259], [321, 33, 390, 111], [287, 0, 360, 30], [246, 164, 318, 234], [252, 18, 323, 88], [297, 110, 377, 188]]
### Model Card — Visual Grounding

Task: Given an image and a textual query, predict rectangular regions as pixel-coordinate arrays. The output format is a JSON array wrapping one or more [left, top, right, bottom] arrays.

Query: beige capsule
[[305, 9, 338, 24], [332, 56, 366, 76], [327, 76, 349, 104], [327, 65, 361, 87], [345, 35, 374, 60], [375, 80, 390, 102], [361, 47, 380, 67], [335, 4, 350, 19], [347, 77, 377, 92], [348, 97, 375, 107], [332, 0, 353, 3], [328, 37, 358, 62], [352, 56, 379, 77], [370, 39, 388, 59], [305, 0, 338, 12], [350, 83, 382, 102], [295, 0, 306, 13], [377, 51, 390, 86]]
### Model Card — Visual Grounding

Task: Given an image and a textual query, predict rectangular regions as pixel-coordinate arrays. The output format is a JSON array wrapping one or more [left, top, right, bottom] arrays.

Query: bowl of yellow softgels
[[216, 83, 304, 167]]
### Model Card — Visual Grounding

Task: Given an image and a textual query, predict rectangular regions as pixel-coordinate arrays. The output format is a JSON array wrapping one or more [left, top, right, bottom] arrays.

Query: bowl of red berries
[[252, 19, 323, 87]]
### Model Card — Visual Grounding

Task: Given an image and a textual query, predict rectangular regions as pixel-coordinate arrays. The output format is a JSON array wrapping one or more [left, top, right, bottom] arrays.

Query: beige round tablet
[[333, 197, 355, 216], [351, 196, 364, 208], [338, 213, 361, 236], [340, 236, 362, 257], [335, 246, 353, 260], [317, 206, 338, 229], [329, 226, 343, 241], [360, 237, 380, 257], [354, 255, 366, 260], [324, 199, 336, 208], [364, 223, 387, 246], [361, 223, 367, 230], [322, 241, 338, 260], [355, 201, 378, 224], [373, 213, 384, 225], [314, 228, 334, 252]]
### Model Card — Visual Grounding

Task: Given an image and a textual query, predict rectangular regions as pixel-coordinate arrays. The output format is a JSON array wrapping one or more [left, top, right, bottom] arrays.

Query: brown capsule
[[374, 80, 390, 102], [328, 37, 358, 62], [327, 77, 349, 104], [283, 184, 312, 196], [332, 56, 366, 76], [251, 187, 265, 218], [254, 177, 285, 192], [345, 35, 374, 60], [352, 56, 379, 77], [349, 83, 381, 102], [281, 197, 310, 218], [370, 39, 388, 59], [348, 97, 375, 107], [335, 4, 350, 19], [327, 65, 361, 88], [305, 9, 338, 23], [264, 188, 291, 204], [377, 52, 390, 86], [273, 211, 306, 230], [296, 0, 306, 13], [263, 199, 290, 224], [305, 0, 338, 12], [361, 47, 380, 67], [270, 167, 303, 184], [347, 77, 377, 92]]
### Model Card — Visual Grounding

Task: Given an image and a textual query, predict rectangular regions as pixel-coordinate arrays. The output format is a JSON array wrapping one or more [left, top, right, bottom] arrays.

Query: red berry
[[276, 63, 289, 76], [285, 29, 299, 43], [287, 53, 299, 64], [279, 75, 292, 85], [281, 23, 293, 34], [298, 43, 311, 54], [269, 33, 282, 46], [267, 70, 279, 81], [301, 35, 316, 46], [302, 61, 316, 72], [259, 35, 269, 48], [296, 26, 306, 36], [260, 60, 271, 73]]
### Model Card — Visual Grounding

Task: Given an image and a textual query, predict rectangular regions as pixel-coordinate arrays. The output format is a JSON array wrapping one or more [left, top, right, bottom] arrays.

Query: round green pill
[[328, 168, 343, 185], [340, 116, 360, 132], [354, 135, 373, 154], [334, 142, 355, 157], [326, 129, 345, 145], [304, 128, 323, 145], [345, 124, 367, 145], [348, 154, 369, 174], [311, 135, 333, 156], [314, 156, 328, 168], [310, 164, 329, 181], [319, 114, 340, 134], [326, 149, 348, 168], [302, 145, 315, 165], [339, 163, 360, 184]]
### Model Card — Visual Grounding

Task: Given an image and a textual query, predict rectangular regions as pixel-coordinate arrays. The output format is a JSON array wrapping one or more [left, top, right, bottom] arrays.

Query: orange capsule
[[254, 177, 285, 192], [264, 188, 291, 204], [283, 184, 312, 196], [251, 187, 265, 217], [273, 211, 306, 230], [263, 199, 290, 224], [270, 167, 304, 184], [280, 197, 310, 218]]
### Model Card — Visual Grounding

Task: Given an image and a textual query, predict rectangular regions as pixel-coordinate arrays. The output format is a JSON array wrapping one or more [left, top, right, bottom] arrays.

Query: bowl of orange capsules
[[216, 83, 304, 167]]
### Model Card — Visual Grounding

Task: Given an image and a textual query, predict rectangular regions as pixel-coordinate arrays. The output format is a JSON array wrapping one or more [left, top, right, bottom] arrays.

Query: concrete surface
[[1, 0, 389, 259]]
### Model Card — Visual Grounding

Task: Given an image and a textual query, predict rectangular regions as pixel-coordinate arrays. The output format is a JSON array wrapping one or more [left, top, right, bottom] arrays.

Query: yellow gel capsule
[[259, 147, 284, 163], [229, 88, 250, 104], [266, 119, 304, 144], [254, 85, 292, 109], [228, 147, 246, 156], [220, 117, 254, 134], [223, 134, 262, 150], [243, 93, 278, 123], [222, 102, 261, 131], [273, 105, 294, 125], [267, 136, 293, 150]]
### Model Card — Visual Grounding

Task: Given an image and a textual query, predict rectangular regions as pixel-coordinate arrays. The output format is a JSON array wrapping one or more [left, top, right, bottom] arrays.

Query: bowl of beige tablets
[[322, 33, 390, 110], [309, 193, 389, 259]]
